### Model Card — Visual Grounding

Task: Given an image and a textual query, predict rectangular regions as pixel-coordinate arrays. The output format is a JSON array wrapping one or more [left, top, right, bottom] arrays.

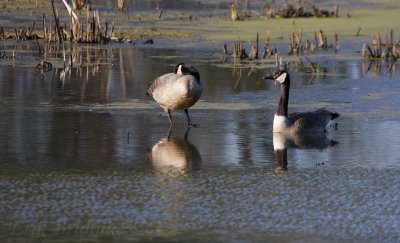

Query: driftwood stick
[[28, 20, 36, 38], [298, 28, 303, 52], [96, 10, 102, 40], [377, 33, 381, 57], [86, 7, 90, 42], [334, 5, 338, 18], [0, 27, 4, 40], [42, 14, 46, 41], [111, 21, 115, 38], [314, 32, 318, 49], [104, 22, 108, 39], [35, 38, 42, 56], [362, 44, 367, 58], [356, 27, 361, 36], [334, 32, 339, 52], [14, 28, 19, 41], [255, 32, 259, 59], [92, 15, 96, 42], [318, 30, 325, 48], [80, 21, 83, 41], [366, 45, 374, 58], [288, 33, 293, 54]]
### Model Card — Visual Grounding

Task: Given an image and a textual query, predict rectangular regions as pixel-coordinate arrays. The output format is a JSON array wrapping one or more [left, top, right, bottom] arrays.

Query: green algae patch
[[204, 8, 400, 42]]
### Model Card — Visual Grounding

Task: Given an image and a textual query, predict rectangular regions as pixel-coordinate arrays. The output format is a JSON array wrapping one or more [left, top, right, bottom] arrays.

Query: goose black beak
[[263, 74, 275, 80]]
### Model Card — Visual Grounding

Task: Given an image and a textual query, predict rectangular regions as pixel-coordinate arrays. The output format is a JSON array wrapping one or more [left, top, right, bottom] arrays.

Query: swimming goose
[[264, 65, 339, 133], [146, 63, 203, 126]]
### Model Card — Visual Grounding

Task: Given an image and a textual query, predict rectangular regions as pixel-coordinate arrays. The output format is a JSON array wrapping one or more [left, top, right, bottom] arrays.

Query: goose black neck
[[276, 74, 290, 117], [192, 72, 200, 83]]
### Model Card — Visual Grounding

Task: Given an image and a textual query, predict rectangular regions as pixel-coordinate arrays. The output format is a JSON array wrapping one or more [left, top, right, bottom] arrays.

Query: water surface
[[1, 42, 400, 241]]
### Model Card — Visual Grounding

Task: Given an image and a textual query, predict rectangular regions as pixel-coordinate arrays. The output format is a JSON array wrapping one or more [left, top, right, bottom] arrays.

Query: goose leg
[[167, 110, 173, 126], [166, 125, 172, 140], [185, 109, 199, 127], [184, 126, 191, 140]]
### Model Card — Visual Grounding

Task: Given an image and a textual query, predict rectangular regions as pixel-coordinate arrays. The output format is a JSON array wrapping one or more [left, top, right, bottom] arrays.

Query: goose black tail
[[146, 83, 153, 96]]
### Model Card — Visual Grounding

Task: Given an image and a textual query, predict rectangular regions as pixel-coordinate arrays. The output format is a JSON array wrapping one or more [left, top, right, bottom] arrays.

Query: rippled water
[[1, 42, 400, 241]]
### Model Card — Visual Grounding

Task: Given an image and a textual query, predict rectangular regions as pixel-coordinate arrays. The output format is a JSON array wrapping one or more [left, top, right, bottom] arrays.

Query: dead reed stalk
[[362, 29, 399, 60]]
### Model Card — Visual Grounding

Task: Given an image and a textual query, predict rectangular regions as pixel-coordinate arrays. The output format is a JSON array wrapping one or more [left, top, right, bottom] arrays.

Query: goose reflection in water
[[273, 132, 338, 172], [147, 128, 202, 174]]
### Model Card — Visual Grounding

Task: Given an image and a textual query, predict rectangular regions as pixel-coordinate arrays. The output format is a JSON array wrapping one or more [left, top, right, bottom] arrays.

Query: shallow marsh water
[[1, 42, 400, 242]]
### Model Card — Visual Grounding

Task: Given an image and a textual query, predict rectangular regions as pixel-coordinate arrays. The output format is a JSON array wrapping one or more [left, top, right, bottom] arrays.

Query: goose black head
[[263, 64, 289, 84], [174, 63, 186, 74], [175, 63, 200, 82]]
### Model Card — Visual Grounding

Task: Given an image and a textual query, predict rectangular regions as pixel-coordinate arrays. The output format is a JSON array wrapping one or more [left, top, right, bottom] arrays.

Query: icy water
[[1, 42, 400, 242]]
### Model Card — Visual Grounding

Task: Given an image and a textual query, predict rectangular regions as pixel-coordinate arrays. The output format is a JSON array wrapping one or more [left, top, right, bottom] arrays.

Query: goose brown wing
[[288, 109, 338, 132], [146, 73, 182, 95]]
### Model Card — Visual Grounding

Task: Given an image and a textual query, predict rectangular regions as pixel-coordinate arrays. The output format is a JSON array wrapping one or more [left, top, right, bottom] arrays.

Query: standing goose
[[146, 63, 203, 127], [264, 65, 339, 133]]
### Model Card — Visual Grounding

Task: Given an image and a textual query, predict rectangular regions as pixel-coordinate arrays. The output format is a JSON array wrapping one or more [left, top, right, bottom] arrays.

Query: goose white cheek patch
[[276, 73, 287, 83], [176, 65, 183, 74]]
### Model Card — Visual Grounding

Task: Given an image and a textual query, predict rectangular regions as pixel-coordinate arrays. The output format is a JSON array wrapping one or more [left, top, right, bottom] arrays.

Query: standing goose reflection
[[273, 132, 338, 172], [148, 128, 202, 174]]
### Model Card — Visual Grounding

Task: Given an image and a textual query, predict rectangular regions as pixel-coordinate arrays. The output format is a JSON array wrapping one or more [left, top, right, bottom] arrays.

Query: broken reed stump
[[117, 0, 125, 11], [334, 32, 339, 52], [263, 31, 277, 58], [286, 28, 340, 55], [362, 29, 399, 60], [232, 41, 248, 60], [356, 27, 362, 36], [0, 0, 114, 43], [51, 0, 64, 43], [61, 0, 111, 43], [0, 27, 4, 40], [288, 30, 302, 54], [263, 41, 276, 58], [318, 29, 327, 49], [230, 4, 239, 21], [231, 33, 261, 60], [287, 29, 335, 55], [72, 0, 87, 10]]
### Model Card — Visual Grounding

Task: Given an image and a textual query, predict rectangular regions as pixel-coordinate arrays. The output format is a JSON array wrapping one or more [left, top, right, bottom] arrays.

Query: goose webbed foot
[[185, 109, 199, 128], [188, 122, 200, 128]]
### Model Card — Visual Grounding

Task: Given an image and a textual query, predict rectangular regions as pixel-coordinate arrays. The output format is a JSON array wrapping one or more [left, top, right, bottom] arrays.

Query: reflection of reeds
[[362, 59, 397, 77]]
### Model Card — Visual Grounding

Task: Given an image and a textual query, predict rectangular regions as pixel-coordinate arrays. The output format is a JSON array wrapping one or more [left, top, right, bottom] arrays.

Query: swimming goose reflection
[[148, 128, 202, 174], [273, 132, 338, 172]]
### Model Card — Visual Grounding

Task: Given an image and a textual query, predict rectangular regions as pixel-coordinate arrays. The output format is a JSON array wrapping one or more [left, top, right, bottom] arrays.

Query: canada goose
[[264, 65, 339, 133], [146, 63, 203, 127]]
